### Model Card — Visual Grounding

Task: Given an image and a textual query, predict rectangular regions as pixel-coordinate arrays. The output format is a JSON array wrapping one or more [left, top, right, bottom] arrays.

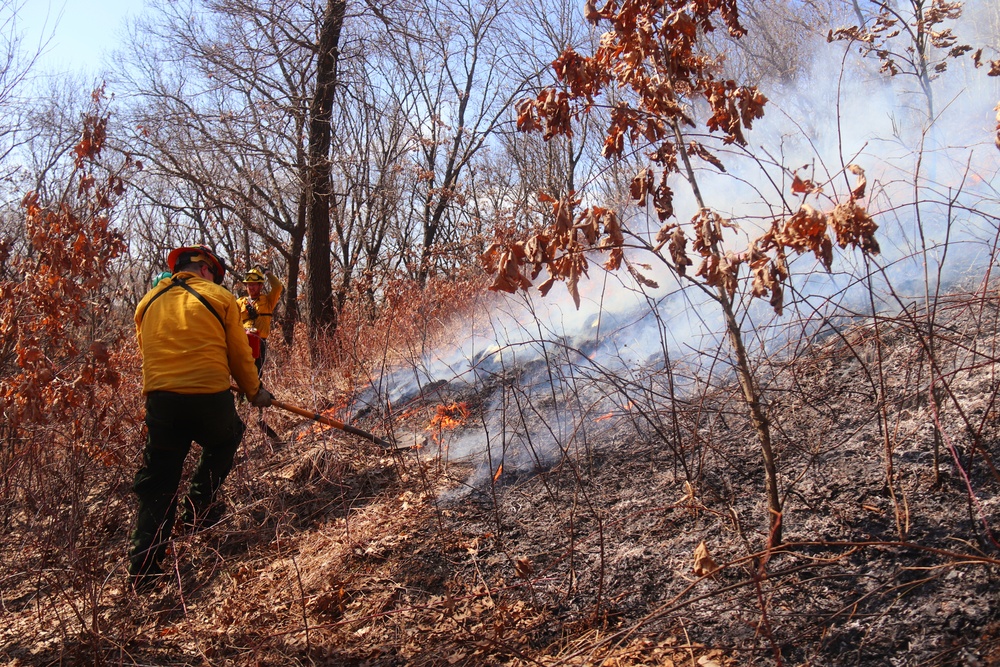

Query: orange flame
[[493, 463, 503, 481], [594, 401, 635, 422], [426, 402, 470, 443]]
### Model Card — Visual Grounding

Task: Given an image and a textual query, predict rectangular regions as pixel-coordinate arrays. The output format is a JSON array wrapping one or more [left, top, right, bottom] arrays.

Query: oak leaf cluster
[[488, 0, 881, 314], [0, 99, 135, 455]]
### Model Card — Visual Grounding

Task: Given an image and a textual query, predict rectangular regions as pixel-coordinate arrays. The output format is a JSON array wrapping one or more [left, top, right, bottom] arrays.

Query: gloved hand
[[250, 387, 273, 408]]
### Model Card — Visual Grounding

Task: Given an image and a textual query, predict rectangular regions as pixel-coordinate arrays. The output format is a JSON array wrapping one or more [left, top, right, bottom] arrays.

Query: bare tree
[[328, 64, 414, 318], [379, 0, 532, 286], [113, 0, 320, 339], [303, 0, 346, 330]]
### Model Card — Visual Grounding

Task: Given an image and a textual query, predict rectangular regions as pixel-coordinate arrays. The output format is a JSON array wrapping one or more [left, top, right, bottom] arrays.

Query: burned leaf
[[774, 205, 831, 267], [653, 175, 674, 221], [552, 196, 577, 234], [654, 221, 677, 251], [630, 168, 654, 202], [669, 227, 693, 275], [692, 209, 725, 256], [737, 87, 768, 128], [517, 98, 542, 132], [830, 199, 880, 254], [601, 210, 624, 247], [750, 256, 785, 315], [693, 541, 719, 576], [847, 163, 867, 199], [626, 260, 659, 289], [524, 233, 550, 266], [687, 141, 725, 172], [537, 275, 557, 297], [565, 256, 586, 309], [481, 242, 502, 271], [603, 247, 624, 271], [648, 140, 678, 170], [487, 250, 533, 294]]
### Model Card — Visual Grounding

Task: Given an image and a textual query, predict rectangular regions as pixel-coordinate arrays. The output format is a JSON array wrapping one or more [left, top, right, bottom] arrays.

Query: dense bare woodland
[[2, 0, 1000, 664]]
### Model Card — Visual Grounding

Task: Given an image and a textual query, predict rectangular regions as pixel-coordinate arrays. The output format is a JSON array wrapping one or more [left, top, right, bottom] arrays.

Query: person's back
[[137, 269, 259, 395], [127, 244, 272, 592]]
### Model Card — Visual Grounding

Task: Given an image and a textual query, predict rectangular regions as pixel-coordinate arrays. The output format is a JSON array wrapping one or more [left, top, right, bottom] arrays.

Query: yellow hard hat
[[243, 267, 266, 283]]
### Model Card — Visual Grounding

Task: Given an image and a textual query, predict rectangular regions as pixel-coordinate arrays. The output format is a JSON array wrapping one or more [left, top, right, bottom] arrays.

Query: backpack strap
[[137, 276, 225, 332]]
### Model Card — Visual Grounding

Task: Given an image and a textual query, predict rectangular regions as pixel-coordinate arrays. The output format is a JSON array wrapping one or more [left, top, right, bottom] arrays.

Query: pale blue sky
[[16, 0, 137, 75]]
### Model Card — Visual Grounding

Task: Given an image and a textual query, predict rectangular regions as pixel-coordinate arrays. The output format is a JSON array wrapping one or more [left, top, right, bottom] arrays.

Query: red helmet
[[166, 244, 227, 285]]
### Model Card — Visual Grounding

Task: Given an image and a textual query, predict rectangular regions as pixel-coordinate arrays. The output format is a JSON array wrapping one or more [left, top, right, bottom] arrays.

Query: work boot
[[179, 497, 227, 532], [129, 564, 166, 593], [128, 549, 166, 593]]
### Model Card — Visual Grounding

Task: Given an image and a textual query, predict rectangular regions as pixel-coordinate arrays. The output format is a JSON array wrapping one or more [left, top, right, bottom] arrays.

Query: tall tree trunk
[[282, 196, 306, 347], [305, 0, 346, 331]]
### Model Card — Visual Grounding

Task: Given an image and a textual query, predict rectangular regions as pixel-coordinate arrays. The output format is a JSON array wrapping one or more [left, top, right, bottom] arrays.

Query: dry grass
[[3, 279, 1000, 665]]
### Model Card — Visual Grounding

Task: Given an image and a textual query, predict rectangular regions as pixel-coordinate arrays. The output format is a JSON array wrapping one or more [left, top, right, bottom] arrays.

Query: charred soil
[[3, 290, 1000, 666]]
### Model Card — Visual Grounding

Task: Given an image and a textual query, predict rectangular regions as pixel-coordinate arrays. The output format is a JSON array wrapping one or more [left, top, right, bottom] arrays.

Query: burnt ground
[[3, 289, 1000, 666]]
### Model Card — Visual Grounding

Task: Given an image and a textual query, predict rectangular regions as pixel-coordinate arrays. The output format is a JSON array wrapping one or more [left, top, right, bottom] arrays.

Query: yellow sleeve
[[266, 273, 283, 305]]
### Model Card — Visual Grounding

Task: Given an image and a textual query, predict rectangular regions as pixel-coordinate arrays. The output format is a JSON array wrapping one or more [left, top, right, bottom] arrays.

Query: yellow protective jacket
[[237, 273, 283, 339], [135, 271, 262, 398]]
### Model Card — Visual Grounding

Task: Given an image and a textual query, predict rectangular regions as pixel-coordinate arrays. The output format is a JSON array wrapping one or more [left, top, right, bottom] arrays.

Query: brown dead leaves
[[0, 95, 132, 437], [742, 165, 877, 313], [830, 0, 977, 80], [830, 198, 880, 254], [489, 0, 881, 313], [484, 163, 880, 314], [515, 0, 767, 164], [692, 541, 720, 577], [483, 195, 630, 308]]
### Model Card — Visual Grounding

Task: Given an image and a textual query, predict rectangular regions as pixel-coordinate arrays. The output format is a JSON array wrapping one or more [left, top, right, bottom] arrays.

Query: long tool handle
[[269, 398, 396, 449]]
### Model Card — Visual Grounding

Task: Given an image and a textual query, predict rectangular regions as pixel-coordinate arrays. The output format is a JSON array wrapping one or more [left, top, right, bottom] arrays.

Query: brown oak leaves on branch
[[0, 94, 134, 432], [487, 0, 880, 313], [828, 0, 1000, 83]]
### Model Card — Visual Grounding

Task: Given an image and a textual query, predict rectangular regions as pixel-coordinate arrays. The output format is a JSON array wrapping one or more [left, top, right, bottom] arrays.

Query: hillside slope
[[3, 290, 1000, 666]]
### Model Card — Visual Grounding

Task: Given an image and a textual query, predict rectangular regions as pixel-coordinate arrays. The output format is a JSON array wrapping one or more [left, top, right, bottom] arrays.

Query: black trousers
[[255, 339, 268, 377], [128, 390, 245, 576]]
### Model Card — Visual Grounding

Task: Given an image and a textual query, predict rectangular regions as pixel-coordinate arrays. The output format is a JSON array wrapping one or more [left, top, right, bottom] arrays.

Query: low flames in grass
[[595, 400, 634, 422], [426, 402, 470, 443]]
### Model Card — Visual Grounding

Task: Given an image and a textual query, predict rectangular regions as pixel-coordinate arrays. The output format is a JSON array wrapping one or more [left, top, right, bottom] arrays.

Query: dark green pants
[[128, 390, 245, 577]]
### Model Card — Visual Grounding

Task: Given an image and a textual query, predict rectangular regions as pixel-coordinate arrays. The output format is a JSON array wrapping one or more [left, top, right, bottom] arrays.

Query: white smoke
[[365, 7, 1000, 486]]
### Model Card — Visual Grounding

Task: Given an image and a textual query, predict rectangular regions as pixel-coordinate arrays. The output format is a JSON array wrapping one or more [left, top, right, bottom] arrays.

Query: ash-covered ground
[[399, 289, 1000, 666], [4, 290, 1000, 666]]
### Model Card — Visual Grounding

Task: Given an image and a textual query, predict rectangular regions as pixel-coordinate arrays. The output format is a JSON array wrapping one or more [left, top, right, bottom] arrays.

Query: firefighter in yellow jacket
[[128, 244, 273, 591], [237, 266, 283, 377]]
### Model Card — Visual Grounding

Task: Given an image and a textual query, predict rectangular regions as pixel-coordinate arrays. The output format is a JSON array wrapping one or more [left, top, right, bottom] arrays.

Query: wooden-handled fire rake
[[269, 397, 401, 449], [234, 386, 412, 450]]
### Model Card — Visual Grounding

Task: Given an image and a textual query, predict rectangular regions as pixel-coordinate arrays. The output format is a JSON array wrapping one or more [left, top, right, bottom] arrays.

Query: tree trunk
[[304, 0, 346, 331], [282, 200, 305, 347]]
